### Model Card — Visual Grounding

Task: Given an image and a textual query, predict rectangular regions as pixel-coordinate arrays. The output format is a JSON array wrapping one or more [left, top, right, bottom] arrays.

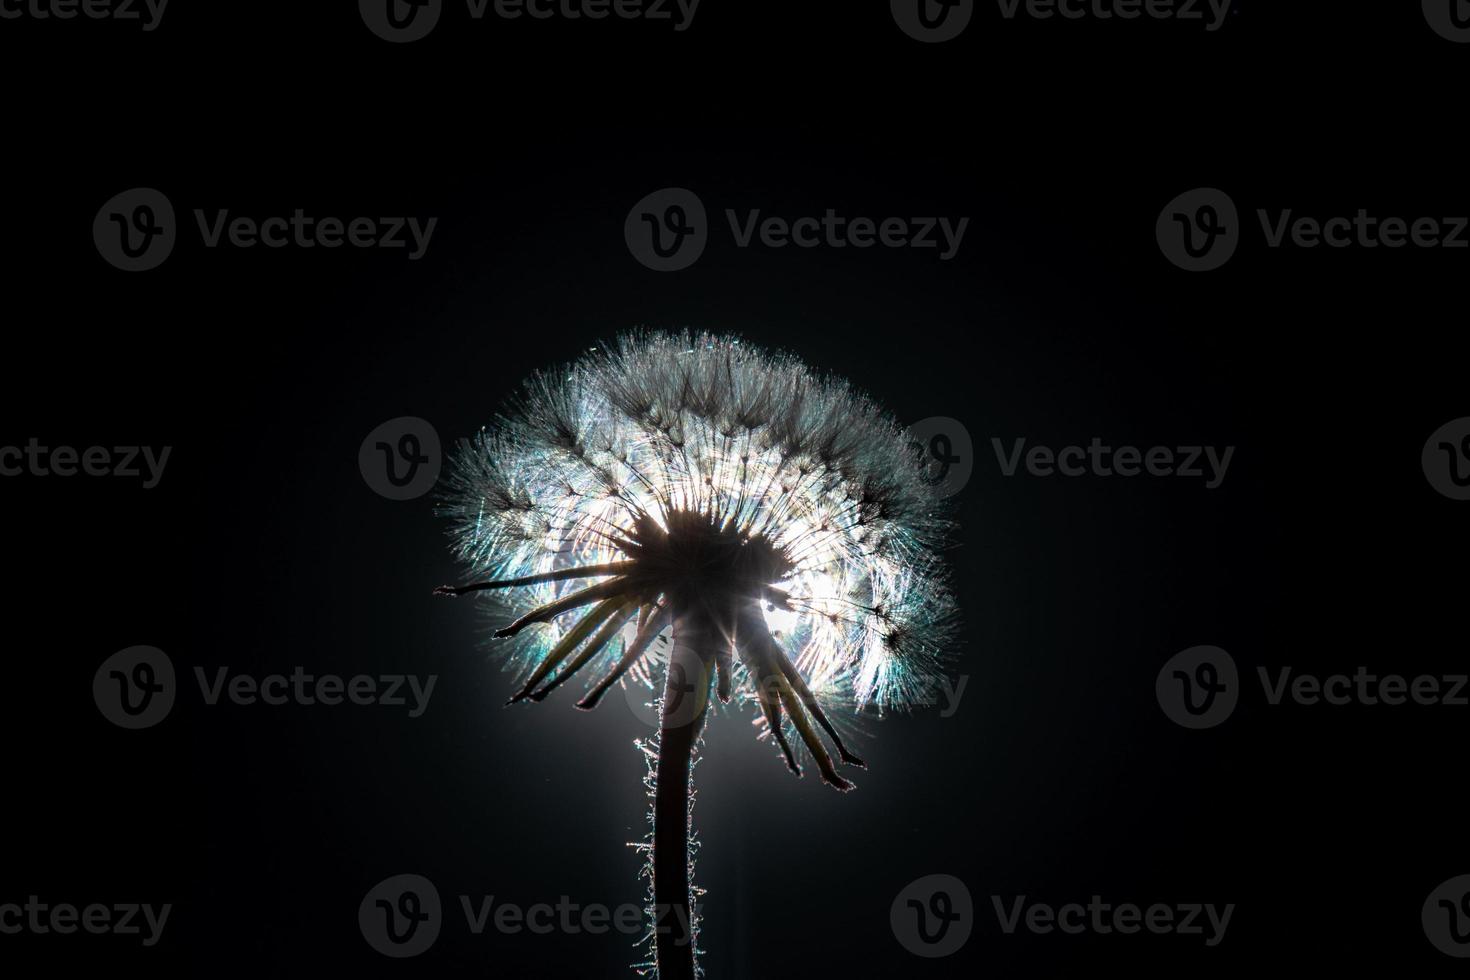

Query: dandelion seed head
[[440, 330, 959, 714]]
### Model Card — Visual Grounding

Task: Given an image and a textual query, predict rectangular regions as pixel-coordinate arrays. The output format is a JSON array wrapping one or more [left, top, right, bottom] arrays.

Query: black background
[[2, 1, 1466, 976]]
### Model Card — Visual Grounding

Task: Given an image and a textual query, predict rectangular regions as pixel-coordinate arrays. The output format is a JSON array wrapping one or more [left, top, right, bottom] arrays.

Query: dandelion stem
[[652, 603, 718, 980]]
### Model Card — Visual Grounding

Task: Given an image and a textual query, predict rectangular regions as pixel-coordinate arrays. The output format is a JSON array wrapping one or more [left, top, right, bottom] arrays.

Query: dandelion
[[435, 331, 958, 978]]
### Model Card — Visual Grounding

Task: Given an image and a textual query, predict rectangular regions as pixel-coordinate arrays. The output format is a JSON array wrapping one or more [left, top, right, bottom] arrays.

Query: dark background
[[3, 1, 1466, 976]]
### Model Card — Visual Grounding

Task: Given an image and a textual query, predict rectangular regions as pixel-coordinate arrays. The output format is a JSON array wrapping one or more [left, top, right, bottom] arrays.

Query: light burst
[[435, 330, 959, 978]]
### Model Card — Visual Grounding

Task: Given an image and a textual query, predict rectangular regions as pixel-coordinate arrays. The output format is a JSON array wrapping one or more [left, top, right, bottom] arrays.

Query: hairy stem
[[653, 602, 718, 980]]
